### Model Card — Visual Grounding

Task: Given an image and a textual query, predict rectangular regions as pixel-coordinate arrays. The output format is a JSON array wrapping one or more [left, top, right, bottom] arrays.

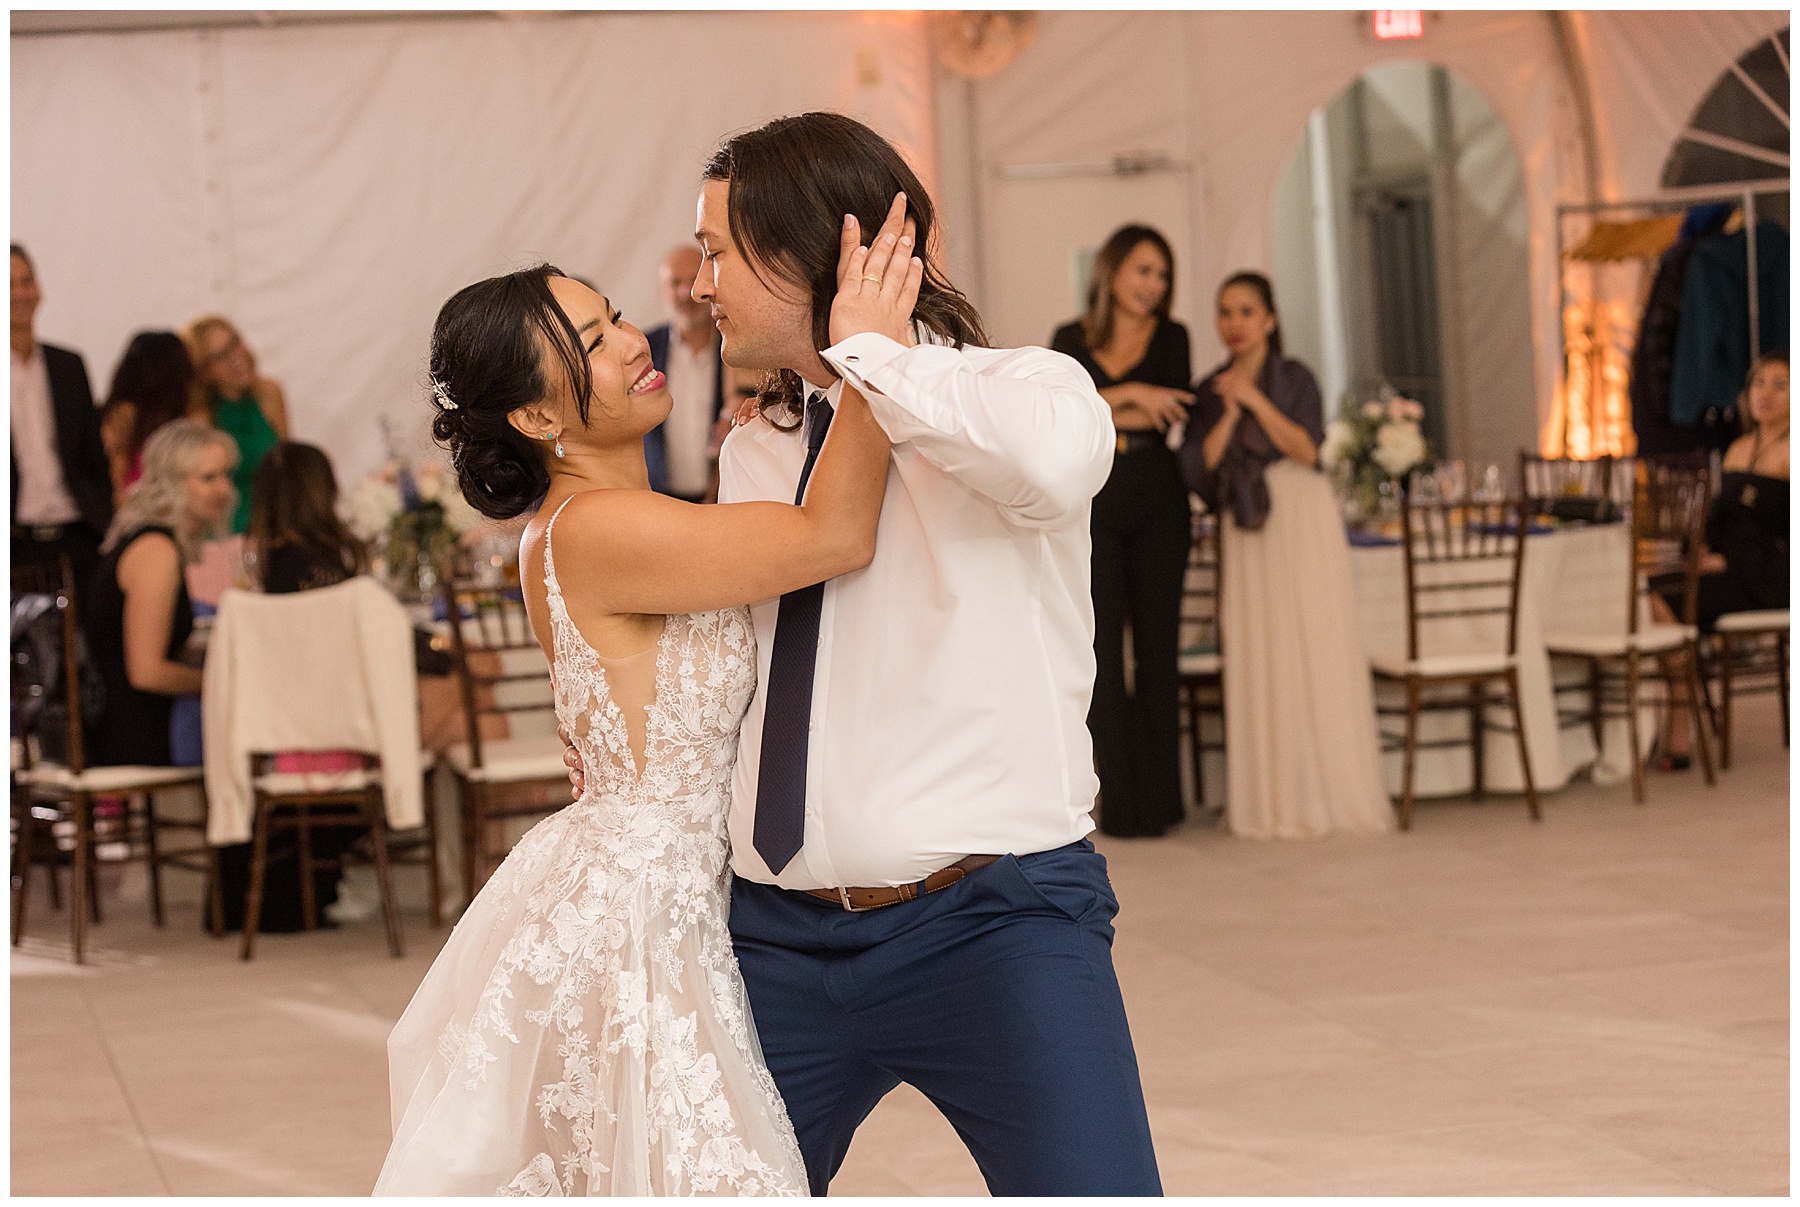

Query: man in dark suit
[[642, 244, 726, 502], [11, 244, 112, 592]]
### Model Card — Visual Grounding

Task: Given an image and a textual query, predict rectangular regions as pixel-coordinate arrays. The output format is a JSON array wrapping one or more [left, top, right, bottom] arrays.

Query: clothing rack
[[1555, 177, 1791, 381]]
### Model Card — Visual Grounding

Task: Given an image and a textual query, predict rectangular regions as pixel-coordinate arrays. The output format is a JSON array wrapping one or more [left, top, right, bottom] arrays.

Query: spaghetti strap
[[542, 495, 579, 600]]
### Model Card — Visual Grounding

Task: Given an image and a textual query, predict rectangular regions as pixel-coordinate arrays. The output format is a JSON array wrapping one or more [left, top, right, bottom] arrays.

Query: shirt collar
[[795, 375, 844, 411]]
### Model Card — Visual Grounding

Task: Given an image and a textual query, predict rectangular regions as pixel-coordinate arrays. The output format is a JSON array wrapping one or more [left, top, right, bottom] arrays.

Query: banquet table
[[1347, 520, 1656, 798]]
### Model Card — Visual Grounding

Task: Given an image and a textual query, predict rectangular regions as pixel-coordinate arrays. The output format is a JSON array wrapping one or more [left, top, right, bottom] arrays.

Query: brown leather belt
[[1114, 430, 1165, 455], [804, 854, 1001, 912]]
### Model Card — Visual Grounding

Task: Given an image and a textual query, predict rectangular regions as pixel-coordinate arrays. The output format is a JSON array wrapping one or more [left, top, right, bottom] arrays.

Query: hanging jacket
[[1630, 238, 1703, 454], [1670, 223, 1790, 427]]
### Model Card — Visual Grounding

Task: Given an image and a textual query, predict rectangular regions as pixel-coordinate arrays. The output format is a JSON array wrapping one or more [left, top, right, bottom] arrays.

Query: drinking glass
[[1445, 460, 1468, 503]]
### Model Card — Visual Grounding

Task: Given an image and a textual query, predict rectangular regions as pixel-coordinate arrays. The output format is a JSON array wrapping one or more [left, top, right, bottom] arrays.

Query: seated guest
[[11, 244, 113, 599], [85, 419, 237, 767], [642, 244, 726, 501], [247, 440, 368, 592], [1652, 350, 1788, 770], [248, 440, 447, 677], [100, 331, 197, 501], [213, 441, 373, 933], [182, 315, 290, 535]]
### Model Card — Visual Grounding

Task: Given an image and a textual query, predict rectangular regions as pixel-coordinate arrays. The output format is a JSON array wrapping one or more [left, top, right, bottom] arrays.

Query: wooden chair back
[[437, 579, 555, 768], [1396, 492, 1531, 664], [1179, 508, 1223, 660], [1630, 453, 1710, 634], [1518, 451, 1615, 507]]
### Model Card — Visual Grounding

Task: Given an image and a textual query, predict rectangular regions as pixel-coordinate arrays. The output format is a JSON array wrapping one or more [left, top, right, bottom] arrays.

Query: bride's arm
[[552, 199, 921, 618], [551, 386, 891, 615]]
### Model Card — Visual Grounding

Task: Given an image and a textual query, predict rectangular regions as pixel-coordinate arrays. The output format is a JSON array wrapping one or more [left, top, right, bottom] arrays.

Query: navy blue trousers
[[729, 839, 1162, 1196]]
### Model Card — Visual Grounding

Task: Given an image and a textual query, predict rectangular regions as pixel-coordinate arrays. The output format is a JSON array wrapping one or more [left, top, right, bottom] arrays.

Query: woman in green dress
[[182, 314, 290, 533]]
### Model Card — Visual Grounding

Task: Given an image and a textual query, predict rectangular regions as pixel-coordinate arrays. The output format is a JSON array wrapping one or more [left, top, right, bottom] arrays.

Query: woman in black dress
[[1051, 225, 1194, 837], [247, 441, 369, 593], [1654, 350, 1788, 769], [85, 418, 238, 767]]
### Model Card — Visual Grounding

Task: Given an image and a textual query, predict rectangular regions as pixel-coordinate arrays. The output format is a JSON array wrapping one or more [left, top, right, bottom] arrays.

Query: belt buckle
[[30, 525, 61, 542], [835, 886, 872, 912]]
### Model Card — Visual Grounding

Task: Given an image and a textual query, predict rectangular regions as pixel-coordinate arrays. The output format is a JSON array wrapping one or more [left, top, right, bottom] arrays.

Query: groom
[[578, 112, 1161, 1196]]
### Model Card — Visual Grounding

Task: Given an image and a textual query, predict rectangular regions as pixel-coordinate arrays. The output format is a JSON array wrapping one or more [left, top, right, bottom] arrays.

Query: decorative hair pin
[[430, 375, 458, 411]]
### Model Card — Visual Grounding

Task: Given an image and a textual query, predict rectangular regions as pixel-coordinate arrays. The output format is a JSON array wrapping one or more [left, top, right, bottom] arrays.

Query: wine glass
[[1444, 460, 1468, 503]]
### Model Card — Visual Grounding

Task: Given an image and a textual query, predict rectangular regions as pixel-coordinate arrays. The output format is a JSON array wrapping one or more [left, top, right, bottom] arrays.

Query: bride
[[375, 202, 919, 1195]]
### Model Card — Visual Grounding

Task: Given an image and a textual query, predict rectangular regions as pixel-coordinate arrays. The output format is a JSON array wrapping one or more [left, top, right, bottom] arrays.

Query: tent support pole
[[1745, 187, 1760, 366]]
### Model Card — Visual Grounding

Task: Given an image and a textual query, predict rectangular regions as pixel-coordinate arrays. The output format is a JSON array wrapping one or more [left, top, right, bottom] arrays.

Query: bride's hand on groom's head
[[829, 192, 924, 349], [559, 723, 585, 799]]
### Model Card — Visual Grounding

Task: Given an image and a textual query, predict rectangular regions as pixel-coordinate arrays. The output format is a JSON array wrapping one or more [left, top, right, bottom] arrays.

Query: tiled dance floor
[[12, 697, 1787, 1194]]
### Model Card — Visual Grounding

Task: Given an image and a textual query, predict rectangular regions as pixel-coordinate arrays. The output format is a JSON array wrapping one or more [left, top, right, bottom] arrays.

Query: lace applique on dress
[[374, 498, 802, 1198]]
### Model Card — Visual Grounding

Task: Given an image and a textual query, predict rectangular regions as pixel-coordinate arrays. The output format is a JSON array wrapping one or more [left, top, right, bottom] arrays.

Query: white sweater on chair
[[201, 576, 423, 845]]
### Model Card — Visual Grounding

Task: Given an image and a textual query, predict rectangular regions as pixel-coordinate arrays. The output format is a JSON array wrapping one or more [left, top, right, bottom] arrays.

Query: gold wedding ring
[[862, 274, 882, 283]]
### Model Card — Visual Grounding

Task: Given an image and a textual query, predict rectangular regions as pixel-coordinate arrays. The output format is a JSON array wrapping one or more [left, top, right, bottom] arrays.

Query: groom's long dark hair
[[702, 111, 987, 429]]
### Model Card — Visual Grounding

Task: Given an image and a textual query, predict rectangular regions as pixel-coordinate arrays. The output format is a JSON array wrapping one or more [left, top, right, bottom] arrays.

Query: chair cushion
[[1178, 649, 1222, 677], [1370, 650, 1515, 678], [254, 768, 382, 796], [1714, 609, 1789, 634], [17, 763, 204, 793], [443, 735, 570, 784], [1545, 623, 1693, 656]]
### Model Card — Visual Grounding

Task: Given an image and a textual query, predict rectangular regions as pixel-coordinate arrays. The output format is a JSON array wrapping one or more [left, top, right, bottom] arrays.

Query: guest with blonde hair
[[85, 419, 238, 767], [182, 315, 289, 534]]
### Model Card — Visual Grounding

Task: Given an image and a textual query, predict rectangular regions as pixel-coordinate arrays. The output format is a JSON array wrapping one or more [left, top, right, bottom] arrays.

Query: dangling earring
[[544, 432, 565, 459]]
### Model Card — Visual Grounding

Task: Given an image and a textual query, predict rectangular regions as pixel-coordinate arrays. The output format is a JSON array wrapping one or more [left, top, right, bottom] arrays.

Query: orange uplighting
[[1557, 297, 1634, 460], [1373, 10, 1424, 39]]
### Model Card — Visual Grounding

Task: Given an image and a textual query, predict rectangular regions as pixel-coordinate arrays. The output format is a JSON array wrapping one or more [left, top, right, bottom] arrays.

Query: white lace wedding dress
[[375, 502, 805, 1196]]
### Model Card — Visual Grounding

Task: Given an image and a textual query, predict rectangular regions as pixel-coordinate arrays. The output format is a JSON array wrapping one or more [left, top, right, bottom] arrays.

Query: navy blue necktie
[[753, 393, 835, 873]]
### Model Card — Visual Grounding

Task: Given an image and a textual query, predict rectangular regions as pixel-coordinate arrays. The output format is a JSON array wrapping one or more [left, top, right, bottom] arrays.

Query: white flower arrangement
[[412, 459, 481, 536], [346, 457, 481, 595], [347, 469, 404, 542], [1322, 387, 1432, 522]]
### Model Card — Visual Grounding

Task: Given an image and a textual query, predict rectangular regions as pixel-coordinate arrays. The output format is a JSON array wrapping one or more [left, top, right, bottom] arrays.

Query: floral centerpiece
[[1320, 387, 1432, 524], [347, 458, 481, 600]]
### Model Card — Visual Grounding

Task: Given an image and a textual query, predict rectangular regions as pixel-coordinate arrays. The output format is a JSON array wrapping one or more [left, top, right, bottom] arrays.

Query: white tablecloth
[[1348, 522, 1655, 798]]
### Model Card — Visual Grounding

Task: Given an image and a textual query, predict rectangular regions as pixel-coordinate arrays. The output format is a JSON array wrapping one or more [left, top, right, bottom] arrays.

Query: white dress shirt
[[11, 346, 82, 525], [662, 329, 719, 499], [719, 331, 1115, 889]]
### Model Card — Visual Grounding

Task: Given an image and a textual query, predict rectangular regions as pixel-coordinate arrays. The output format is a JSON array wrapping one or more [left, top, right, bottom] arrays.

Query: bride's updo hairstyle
[[428, 264, 594, 519]]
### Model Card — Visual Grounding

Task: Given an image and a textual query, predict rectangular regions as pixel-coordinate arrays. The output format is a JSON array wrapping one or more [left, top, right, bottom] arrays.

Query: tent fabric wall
[[13, 11, 1784, 481], [951, 9, 1785, 449], [1575, 10, 1788, 197], [960, 10, 1588, 444], [12, 12, 933, 487]]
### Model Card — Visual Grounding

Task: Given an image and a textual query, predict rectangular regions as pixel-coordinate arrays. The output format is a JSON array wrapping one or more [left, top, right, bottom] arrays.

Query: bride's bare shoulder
[[527, 487, 692, 590]]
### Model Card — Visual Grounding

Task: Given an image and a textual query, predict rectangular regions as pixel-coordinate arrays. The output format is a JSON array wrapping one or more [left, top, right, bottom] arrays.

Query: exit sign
[[1373, 10, 1424, 39]]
